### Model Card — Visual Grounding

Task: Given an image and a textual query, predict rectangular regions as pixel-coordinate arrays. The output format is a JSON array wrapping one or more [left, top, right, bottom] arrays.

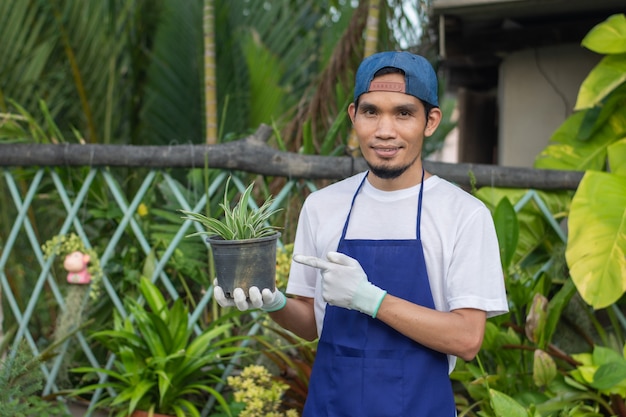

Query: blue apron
[[303, 170, 456, 417]]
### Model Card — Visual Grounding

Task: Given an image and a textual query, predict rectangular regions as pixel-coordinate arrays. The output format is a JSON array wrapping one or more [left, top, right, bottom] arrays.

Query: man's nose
[[375, 115, 396, 139]]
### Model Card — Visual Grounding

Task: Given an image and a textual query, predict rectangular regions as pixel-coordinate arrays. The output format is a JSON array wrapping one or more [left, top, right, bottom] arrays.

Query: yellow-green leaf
[[534, 110, 614, 171], [608, 138, 626, 176], [582, 14, 626, 55], [567, 171, 626, 308], [575, 54, 626, 110]]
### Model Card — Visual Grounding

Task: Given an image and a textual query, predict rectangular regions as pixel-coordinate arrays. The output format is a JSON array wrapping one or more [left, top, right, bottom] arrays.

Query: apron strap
[[339, 172, 369, 240], [340, 168, 425, 241], [416, 167, 424, 240]]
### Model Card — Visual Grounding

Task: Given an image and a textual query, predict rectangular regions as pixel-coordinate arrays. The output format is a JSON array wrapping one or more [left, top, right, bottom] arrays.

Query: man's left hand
[[293, 251, 387, 318]]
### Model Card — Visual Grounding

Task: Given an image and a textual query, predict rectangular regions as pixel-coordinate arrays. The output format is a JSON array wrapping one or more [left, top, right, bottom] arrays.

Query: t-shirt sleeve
[[446, 205, 509, 318], [286, 202, 318, 298]]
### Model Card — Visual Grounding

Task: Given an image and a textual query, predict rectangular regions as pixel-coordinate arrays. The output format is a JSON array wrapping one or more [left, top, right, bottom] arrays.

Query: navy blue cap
[[353, 51, 439, 107]]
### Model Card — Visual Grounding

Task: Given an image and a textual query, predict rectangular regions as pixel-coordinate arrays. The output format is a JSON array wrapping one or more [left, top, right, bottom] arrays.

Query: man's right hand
[[213, 279, 286, 312]]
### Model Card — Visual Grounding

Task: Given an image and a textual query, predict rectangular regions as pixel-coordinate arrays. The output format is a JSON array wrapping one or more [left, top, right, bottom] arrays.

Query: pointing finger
[[293, 254, 333, 270], [326, 251, 360, 267]]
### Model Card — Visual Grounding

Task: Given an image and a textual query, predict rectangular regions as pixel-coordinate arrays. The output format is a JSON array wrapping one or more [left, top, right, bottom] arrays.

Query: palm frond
[[138, 0, 204, 145]]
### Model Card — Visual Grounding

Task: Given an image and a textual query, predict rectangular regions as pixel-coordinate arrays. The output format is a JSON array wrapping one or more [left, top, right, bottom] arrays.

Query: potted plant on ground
[[70, 276, 244, 417], [179, 177, 282, 299]]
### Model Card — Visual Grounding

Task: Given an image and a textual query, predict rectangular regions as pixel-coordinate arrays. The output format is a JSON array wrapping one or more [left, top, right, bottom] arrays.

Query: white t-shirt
[[286, 172, 509, 371]]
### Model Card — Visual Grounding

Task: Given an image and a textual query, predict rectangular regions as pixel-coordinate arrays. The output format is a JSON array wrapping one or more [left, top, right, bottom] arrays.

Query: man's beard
[[366, 155, 419, 179]]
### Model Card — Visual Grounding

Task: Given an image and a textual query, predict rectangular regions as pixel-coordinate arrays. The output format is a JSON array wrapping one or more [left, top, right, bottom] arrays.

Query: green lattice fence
[[0, 166, 318, 416]]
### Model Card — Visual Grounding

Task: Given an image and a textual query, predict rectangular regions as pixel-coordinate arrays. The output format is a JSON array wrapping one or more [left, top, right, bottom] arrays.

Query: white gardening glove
[[293, 251, 387, 318], [213, 279, 286, 312]]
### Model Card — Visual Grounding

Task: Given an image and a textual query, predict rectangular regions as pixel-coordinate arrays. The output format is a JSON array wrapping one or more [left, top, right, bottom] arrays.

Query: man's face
[[348, 73, 441, 190]]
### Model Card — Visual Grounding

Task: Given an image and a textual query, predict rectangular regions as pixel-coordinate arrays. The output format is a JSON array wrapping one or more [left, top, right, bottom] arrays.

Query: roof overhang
[[432, 0, 625, 89]]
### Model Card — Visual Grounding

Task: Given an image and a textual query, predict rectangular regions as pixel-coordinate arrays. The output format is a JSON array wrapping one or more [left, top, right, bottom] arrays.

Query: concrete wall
[[498, 43, 601, 167]]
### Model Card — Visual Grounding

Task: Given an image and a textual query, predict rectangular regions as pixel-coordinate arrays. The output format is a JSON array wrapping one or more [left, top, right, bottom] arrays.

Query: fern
[[0, 344, 71, 417]]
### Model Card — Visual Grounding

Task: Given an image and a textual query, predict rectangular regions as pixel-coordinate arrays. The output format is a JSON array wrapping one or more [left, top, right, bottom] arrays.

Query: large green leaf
[[581, 14, 626, 55], [566, 171, 626, 309], [535, 109, 625, 171], [577, 83, 626, 141], [576, 14, 626, 111], [575, 53, 626, 110]]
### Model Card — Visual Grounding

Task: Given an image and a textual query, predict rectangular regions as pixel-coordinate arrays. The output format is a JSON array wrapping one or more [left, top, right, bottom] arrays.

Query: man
[[214, 51, 508, 416]]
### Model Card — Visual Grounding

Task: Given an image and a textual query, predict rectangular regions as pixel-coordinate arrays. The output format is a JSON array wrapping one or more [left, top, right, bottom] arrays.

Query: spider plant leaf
[[181, 176, 281, 240], [222, 176, 232, 211], [237, 182, 254, 227], [206, 218, 234, 239]]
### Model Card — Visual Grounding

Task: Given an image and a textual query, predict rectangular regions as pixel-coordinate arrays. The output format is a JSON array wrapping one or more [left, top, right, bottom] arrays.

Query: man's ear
[[348, 102, 356, 124], [425, 107, 442, 137]]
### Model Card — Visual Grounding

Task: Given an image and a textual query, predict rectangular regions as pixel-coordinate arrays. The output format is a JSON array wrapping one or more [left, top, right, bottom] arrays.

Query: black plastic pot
[[207, 232, 280, 299]]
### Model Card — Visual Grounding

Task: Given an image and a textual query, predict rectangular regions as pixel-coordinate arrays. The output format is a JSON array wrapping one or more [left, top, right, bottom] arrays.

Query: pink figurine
[[63, 251, 92, 284]]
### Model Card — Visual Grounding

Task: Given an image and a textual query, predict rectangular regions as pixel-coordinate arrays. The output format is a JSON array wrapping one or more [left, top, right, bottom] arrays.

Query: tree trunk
[[203, 0, 217, 144]]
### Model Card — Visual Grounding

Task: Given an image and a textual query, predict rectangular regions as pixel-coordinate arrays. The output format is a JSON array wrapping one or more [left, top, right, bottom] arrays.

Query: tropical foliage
[[0, 0, 434, 151], [535, 13, 626, 309], [460, 13, 626, 417], [71, 277, 245, 417]]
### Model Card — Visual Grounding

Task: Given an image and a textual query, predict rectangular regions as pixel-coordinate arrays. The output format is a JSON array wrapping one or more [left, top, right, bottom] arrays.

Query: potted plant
[[179, 177, 282, 299], [70, 276, 244, 417]]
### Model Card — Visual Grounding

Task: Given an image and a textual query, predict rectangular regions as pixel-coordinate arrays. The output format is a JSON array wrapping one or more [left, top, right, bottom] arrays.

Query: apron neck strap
[[416, 168, 424, 240], [340, 169, 426, 241], [339, 172, 368, 240]]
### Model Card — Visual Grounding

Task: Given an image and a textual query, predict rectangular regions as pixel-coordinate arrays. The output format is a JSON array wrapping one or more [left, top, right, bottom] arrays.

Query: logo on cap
[[368, 81, 406, 93]]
